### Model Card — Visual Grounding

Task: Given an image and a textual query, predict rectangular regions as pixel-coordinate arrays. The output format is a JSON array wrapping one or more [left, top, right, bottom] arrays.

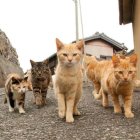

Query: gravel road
[[0, 83, 140, 140]]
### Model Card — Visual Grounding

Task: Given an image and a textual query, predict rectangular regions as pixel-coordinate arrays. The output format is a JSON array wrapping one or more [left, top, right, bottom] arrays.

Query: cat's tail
[[93, 90, 102, 100]]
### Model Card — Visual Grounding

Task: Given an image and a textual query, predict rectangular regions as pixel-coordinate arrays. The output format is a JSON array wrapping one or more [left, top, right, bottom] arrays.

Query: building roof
[[126, 49, 134, 56], [118, 0, 134, 25], [81, 32, 128, 51]]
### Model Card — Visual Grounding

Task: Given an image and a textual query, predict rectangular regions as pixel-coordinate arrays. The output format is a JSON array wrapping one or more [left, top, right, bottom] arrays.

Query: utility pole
[[73, 0, 79, 42]]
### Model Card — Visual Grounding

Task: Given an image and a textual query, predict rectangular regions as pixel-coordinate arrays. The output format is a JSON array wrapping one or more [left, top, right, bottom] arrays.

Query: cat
[[30, 59, 51, 107], [94, 54, 137, 118], [83, 55, 111, 98], [54, 38, 84, 123], [114, 49, 127, 58], [4, 73, 29, 114], [24, 69, 33, 91]]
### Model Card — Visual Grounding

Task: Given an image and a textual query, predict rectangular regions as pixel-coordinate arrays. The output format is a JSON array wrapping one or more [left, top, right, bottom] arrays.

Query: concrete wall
[[133, 0, 140, 79], [85, 40, 113, 58]]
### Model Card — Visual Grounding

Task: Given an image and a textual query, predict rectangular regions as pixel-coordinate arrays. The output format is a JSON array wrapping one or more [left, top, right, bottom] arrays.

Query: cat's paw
[[93, 90, 102, 100], [114, 108, 122, 114], [73, 110, 81, 116], [125, 112, 134, 118], [102, 102, 109, 108], [66, 116, 74, 123], [19, 110, 26, 114], [58, 111, 65, 118], [35, 97, 43, 106], [9, 108, 14, 112], [19, 108, 26, 114], [42, 98, 47, 105]]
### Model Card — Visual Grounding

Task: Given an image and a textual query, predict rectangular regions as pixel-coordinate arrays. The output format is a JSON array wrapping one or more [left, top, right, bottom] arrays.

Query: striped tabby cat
[[30, 59, 51, 107], [95, 54, 137, 118]]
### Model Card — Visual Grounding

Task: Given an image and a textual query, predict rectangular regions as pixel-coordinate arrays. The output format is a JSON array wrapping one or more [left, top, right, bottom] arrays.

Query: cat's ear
[[56, 38, 64, 51], [23, 76, 28, 82], [11, 77, 20, 85], [112, 55, 120, 67], [76, 40, 84, 52], [43, 59, 49, 65], [30, 60, 36, 67], [130, 53, 137, 66]]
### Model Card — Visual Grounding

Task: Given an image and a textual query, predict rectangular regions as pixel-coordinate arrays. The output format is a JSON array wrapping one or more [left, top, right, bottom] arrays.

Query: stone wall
[[0, 29, 23, 87]]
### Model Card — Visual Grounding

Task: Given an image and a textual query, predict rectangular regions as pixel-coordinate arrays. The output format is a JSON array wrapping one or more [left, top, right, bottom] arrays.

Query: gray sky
[[0, 0, 133, 72]]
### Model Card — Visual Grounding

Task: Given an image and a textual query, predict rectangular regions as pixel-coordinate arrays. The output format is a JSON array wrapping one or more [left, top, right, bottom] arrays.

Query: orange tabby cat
[[96, 54, 137, 118], [54, 38, 84, 123], [83, 55, 111, 98]]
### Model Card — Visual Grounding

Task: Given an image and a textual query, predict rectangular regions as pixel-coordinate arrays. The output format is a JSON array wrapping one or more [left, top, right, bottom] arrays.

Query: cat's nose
[[68, 59, 72, 62], [124, 77, 128, 81], [68, 56, 72, 62]]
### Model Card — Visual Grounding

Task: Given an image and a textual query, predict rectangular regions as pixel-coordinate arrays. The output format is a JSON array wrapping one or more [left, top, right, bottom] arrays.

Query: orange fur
[[83, 55, 112, 98], [100, 54, 137, 118], [54, 38, 84, 123]]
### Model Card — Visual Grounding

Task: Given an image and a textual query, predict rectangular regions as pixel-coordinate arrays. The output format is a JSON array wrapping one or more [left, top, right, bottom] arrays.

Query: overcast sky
[[0, 0, 133, 72]]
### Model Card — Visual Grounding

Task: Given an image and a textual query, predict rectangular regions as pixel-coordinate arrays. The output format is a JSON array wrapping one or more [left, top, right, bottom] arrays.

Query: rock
[[0, 29, 23, 87]]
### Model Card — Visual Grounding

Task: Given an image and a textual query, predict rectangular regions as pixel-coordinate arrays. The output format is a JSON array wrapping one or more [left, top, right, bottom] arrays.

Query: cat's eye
[[128, 71, 133, 74], [73, 53, 77, 56], [63, 53, 67, 57], [118, 71, 123, 74]]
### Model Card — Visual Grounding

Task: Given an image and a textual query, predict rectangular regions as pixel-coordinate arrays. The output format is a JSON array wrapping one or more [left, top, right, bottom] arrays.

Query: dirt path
[[0, 84, 140, 140]]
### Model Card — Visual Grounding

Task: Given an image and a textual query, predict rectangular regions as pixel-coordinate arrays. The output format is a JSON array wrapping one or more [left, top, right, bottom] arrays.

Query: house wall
[[85, 40, 113, 58], [133, 0, 140, 79]]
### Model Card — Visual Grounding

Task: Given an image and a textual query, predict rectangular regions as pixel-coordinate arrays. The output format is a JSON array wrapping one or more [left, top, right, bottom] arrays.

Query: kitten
[[96, 54, 137, 118], [83, 55, 111, 98], [30, 59, 51, 107], [4, 73, 29, 114], [54, 38, 84, 123]]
